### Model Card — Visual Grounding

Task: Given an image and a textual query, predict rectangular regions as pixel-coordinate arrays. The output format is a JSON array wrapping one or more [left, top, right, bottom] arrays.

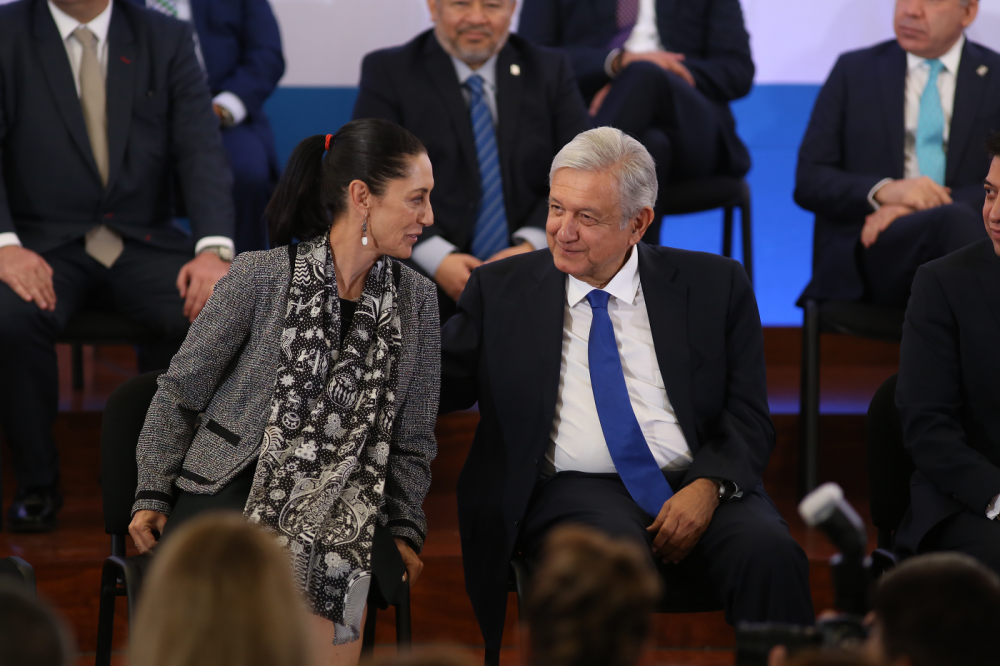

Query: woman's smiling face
[[368, 152, 435, 260]]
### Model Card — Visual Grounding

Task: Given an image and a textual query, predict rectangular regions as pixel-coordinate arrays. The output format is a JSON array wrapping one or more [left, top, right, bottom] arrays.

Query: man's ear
[[631, 206, 655, 242]]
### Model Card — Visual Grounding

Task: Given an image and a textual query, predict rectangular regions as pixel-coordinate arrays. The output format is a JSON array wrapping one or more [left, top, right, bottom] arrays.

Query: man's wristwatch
[[199, 245, 233, 262], [708, 478, 741, 502]]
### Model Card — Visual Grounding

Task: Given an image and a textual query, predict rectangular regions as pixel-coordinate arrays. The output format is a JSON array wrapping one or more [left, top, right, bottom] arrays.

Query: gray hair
[[549, 126, 657, 228]]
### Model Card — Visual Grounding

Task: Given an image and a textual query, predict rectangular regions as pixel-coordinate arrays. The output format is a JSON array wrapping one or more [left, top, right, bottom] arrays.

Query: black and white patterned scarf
[[244, 237, 402, 644]]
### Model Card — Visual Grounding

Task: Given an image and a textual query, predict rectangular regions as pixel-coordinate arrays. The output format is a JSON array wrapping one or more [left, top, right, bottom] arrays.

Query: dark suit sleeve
[[516, 51, 591, 233], [352, 52, 404, 125], [518, 0, 612, 93], [168, 22, 236, 241], [0, 59, 13, 236], [794, 55, 883, 222], [440, 268, 485, 413], [897, 265, 1000, 515], [213, 0, 285, 121], [680, 0, 754, 103], [682, 262, 774, 492]]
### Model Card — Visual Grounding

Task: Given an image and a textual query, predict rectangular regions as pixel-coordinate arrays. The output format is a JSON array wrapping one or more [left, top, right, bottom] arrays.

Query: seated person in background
[[132, 0, 286, 254], [441, 127, 814, 658], [0, 581, 74, 666], [0, 0, 235, 533], [130, 512, 310, 666], [518, 0, 755, 244], [893, 131, 1000, 572], [353, 0, 590, 320], [795, 0, 992, 307], [524, 526, 659, 666], [863, 553, 1000, 666]]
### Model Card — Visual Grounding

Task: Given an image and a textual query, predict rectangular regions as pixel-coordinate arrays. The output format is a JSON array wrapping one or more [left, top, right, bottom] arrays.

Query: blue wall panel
[[263, 83, 822, 325]]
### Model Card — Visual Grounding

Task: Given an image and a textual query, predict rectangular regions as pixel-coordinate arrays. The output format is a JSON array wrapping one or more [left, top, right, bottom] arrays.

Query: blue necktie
[[586, 290, 674, 517], [466, 75, 509, 260], [916, 59, 946, 185]]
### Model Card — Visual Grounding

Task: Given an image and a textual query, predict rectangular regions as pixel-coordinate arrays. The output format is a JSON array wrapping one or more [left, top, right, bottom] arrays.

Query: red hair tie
[[325, 134, 333, 150]]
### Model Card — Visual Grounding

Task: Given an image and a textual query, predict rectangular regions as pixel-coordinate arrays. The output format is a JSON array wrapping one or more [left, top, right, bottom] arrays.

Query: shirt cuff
[[511, 227, 547, 251], [867, 178, 894, 211], [410, 235, 458, 277], [605, 48, 622, 79], [195, 236, 235, 255], [987, 493, 1000, 520], [0, 232, 22, 249], [212, 92, 247, 126]]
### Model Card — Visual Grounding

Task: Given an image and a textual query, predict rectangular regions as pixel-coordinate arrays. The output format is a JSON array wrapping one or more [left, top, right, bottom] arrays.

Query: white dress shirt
[[547, 247, 694, 473], [410, 50, 546, 278], [605, 0, 665, 77], [0, 0, 232, 254], [868, 35, 965, 208]]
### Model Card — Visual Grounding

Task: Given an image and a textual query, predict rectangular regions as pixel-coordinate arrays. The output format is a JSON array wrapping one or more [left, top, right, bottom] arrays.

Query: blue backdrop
[[263, 83, 821, 326]]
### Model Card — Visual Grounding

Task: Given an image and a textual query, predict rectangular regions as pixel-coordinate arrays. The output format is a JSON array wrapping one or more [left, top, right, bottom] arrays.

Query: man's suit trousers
[[0, 239, 191, 488], [519, 471, 816, 626], [861, 203, 985, 306]]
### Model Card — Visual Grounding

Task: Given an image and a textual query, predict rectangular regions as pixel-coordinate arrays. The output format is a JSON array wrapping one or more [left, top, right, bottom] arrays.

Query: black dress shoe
[[7, 486, 64, 533]]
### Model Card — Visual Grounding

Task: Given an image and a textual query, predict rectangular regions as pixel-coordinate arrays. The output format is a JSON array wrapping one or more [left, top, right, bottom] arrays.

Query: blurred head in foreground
[[523, 525, 660, 666], [0, 581, 73, 666], [369, 647, 478, 666], [130, 512, 311, 666], [865, 552, 1000, 666]]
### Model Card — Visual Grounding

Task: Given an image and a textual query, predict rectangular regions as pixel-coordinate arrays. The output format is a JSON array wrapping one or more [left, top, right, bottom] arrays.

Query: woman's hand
[[394, 538, 424, 587], [129, 510, 168, 554]]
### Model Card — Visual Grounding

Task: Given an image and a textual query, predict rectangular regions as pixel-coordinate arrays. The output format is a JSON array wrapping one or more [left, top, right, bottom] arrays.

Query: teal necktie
[[916, 59, 946, 185]]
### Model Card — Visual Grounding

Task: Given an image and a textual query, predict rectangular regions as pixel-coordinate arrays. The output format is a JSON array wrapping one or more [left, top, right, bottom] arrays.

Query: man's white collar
[[566, 245, 641, 308]]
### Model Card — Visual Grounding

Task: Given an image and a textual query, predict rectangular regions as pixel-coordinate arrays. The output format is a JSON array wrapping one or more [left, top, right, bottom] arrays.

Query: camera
[[735, 484, 875, 665]]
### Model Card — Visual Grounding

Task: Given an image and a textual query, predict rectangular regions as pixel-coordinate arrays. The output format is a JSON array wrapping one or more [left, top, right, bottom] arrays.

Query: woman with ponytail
[[128, 118, 440, 664]]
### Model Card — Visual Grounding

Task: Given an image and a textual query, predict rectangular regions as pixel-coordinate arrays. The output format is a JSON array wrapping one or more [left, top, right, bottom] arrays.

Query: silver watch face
[[202, 245, 233, 262]]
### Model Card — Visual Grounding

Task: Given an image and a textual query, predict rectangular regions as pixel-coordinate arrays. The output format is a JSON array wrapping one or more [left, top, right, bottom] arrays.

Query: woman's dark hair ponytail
[[266, 119, 427, 247]]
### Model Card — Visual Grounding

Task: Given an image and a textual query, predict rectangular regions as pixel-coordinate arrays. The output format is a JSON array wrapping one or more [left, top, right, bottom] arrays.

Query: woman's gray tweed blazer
[[132, 246, 440, 551]]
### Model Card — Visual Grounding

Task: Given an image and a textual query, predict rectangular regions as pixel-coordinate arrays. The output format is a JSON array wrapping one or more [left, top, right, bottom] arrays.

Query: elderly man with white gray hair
[[441, 126, 815, 661]]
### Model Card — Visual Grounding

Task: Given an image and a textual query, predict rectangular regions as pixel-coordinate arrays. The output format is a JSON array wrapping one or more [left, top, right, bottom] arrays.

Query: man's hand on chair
[[647, 478, 720, 564]]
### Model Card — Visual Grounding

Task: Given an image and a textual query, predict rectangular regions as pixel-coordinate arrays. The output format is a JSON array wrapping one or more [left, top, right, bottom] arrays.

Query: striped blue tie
[[916, 59, 946, 185], [466, 75, 509, 260]]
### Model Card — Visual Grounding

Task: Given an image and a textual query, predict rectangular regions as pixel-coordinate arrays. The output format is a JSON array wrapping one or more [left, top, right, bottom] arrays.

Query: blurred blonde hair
[[524, 525, 660, 666], [130, 512, 310, 666]]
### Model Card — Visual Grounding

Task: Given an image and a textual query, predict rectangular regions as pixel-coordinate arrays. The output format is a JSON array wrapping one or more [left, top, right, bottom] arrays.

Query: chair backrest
[[866, 373, 914, 535], [101, 370, 165, 536]]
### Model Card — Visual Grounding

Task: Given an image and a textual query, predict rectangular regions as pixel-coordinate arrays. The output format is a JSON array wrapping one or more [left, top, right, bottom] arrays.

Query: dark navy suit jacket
[[352, 31, 590, 256], [440, 243, 774, 649], [128, 0, 285, 179], [795, 39, 1000, 302], [895, 240, 1000, 553], [518, 0, 754, 176], [0, 0, 233, 253]]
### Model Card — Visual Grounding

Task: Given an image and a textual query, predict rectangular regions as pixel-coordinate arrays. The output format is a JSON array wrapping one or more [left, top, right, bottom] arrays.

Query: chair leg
[[799, 300, 821, 498], [362, 602, 377, 656], [740, 192, 753, 286], [722, 206, 734, 259], [95, 559, 120, 666], [485, 649, 500, 666], [395, 582, 411, 652], [72, 343, 84, 391]]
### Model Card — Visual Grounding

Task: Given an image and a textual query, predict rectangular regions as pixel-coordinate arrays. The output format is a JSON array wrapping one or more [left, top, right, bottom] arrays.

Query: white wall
[[270, 0, 1000, 86]]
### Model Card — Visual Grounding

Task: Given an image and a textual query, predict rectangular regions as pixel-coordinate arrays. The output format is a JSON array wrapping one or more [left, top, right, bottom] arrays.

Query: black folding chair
[[95, 370, 163, 666], [798, 299, 905, 497], [58, 311, 155, 390], [484, 554, 723, 666], [660, 176, 754, 285], [865, 373, 913, 575]]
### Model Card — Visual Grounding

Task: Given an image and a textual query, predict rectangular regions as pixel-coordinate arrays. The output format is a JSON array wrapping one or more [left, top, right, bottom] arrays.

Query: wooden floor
[[0, 328, 898, 665]]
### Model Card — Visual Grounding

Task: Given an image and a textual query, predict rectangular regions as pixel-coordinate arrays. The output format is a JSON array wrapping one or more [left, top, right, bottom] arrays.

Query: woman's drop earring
[[361, 211, 369, 246]]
